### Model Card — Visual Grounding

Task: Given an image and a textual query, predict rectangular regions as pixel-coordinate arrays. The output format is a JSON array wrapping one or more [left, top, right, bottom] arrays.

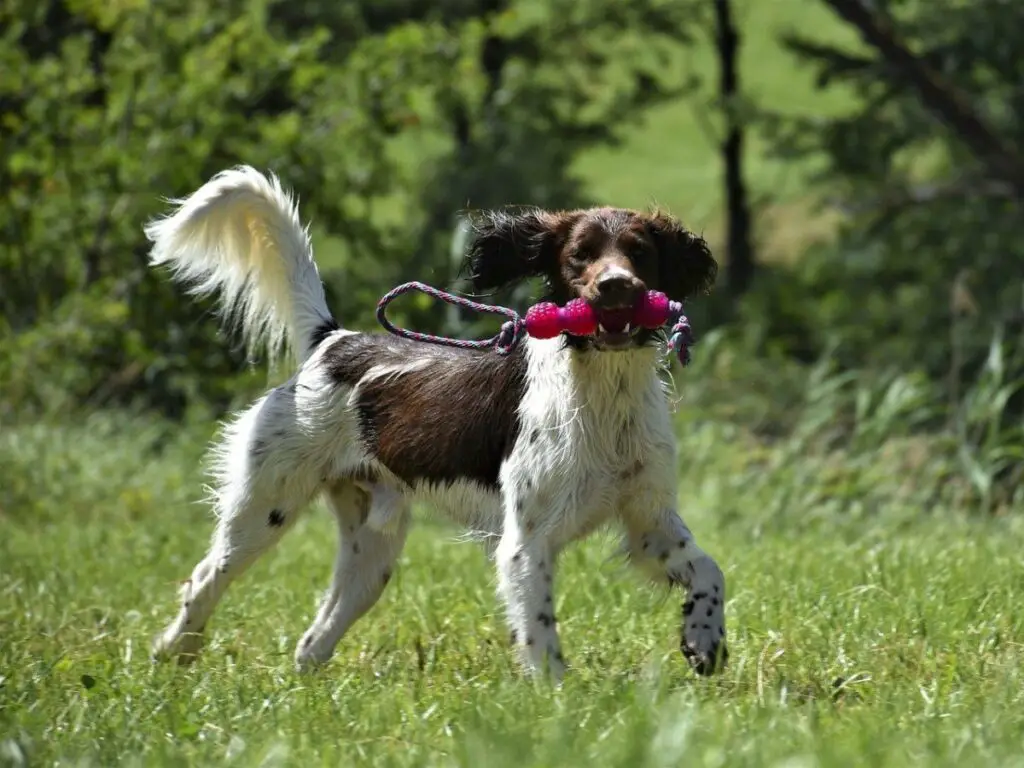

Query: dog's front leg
[[622, 508, 728, 675], [495, 497, 564, 680]]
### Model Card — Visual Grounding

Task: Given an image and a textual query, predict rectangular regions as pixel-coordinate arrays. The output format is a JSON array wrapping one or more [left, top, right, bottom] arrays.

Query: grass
[[3, 345, 1024, 767]]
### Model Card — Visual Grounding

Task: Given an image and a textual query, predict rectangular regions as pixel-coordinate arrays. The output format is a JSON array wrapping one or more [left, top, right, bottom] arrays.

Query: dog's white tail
[[145, 166, 335, 366]]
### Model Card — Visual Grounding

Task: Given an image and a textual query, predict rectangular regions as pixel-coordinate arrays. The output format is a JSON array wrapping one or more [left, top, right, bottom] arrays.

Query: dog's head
[[464, 207, 717, 351]]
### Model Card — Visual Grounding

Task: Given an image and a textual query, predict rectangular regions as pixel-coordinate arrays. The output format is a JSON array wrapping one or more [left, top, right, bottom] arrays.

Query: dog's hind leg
[[294, 481, 410, 671], [152, 386, 323, 664]]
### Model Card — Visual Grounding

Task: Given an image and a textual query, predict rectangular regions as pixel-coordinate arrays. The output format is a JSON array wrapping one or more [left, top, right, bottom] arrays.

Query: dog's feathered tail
[[144, 166, 335, 367]]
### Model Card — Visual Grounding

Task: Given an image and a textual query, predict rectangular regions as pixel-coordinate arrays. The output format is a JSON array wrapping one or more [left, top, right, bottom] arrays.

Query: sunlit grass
[[3, 346, 1024, 766]]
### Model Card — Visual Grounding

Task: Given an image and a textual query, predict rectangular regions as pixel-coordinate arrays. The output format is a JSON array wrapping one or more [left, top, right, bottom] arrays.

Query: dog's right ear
[[464, 209, 567, 294]]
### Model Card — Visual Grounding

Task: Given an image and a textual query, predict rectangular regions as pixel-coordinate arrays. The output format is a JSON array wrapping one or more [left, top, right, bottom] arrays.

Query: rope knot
[[495, 319, 525, 355], [667, 315, 694, 367]]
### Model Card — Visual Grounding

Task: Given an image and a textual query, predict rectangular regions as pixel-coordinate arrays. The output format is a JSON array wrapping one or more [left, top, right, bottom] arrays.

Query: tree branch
[[821, 0, 1024, 197], [825, 173, 1014, 231]]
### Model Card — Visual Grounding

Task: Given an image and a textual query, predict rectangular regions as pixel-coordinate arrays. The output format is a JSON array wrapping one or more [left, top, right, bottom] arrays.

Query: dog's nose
[[595, 267, 643, 307]]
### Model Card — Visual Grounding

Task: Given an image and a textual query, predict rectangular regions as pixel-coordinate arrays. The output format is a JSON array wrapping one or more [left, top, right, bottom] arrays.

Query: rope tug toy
[[376, 282, 695, 366]]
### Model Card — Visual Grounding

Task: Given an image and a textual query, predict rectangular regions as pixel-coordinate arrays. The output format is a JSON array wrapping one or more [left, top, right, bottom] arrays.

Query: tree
[[0, 0, 424, 416], [819, 0, 1024, 196], [754, 0, 1024, 385], [712, 0, 754, 298], [0, 0, 702, 419]]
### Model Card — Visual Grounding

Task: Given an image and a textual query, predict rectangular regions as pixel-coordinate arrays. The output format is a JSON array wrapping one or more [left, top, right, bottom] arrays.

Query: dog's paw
[[681, 633, 728, 676], [293, 633, 333, 673], [151, 627, 205, 665], [680, 589, 727, 676]]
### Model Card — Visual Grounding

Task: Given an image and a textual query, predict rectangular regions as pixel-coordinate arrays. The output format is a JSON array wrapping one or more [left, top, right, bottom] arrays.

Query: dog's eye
[[566, 250, 590, 269], [629, 244, 652, 263]]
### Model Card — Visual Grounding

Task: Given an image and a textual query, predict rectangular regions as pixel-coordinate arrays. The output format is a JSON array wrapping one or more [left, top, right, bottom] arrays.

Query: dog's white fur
[[145, 166, 331, 365], [146, 167, 727, 679]]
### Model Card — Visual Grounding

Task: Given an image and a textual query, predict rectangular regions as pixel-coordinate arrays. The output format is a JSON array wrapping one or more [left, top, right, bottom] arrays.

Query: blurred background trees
[[1, 0, 701, 415], [756, 0, 1024, 384], [2, 0, 1022, 467]]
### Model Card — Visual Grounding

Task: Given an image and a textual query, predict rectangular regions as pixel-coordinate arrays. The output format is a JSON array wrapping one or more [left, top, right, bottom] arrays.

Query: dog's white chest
[[499, 340, 669, 541]]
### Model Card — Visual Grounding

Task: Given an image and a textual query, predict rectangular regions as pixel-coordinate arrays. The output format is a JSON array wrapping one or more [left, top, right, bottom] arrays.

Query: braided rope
[[376, 281, 693, 365], [376, 281, 526, 356], [666, 306, 694, 367]]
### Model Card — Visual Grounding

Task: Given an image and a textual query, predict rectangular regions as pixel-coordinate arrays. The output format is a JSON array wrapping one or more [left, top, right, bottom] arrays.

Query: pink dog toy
[[523, 291, 674, 340], [377, 283, 695, 365]]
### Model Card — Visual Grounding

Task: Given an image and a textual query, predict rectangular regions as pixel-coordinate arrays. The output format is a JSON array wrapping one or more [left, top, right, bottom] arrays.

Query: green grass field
[[4, 348, 1024, 767]]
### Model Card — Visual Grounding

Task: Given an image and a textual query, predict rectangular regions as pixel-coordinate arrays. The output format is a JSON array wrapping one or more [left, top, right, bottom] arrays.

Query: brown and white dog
[[146, 166, 727, 679]]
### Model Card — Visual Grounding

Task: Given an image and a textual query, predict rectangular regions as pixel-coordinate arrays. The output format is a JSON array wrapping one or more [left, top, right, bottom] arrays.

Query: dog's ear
[[464, 209, 568, 293], [647, 213, 718, 300]]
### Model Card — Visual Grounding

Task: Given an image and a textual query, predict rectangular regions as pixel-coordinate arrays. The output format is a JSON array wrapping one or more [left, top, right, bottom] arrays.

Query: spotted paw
[[680, 586, 727, 675], [294, 632, 335, 673], [681, 635, 728, 676]]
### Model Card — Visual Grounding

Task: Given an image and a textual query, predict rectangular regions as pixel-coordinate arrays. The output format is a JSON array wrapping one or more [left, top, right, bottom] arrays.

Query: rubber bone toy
[[524, 290, 678, 339], [374, 282, 694, 365], [523, 290, 693, 364]]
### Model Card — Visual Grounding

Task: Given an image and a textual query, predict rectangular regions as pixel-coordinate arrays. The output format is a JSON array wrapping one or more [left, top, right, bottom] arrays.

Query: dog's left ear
[[463, 208, 569, 294], [647, 214, 718, 300]]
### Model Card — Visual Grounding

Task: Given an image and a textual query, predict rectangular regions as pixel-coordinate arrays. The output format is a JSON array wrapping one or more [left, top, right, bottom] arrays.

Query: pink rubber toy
[[635, 291, 671, 329], [376, 281, 693, 364], [524, 290, 672, 339], [562, 298, 599, 336]]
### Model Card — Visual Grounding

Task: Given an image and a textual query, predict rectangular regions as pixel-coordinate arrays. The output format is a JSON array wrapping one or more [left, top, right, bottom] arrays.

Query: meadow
[[4, 2, 1024, 766], [4, 342, 1024, 767]]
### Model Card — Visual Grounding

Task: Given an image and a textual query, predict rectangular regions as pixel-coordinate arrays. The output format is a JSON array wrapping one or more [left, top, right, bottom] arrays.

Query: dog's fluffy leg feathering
[[144, 166, 334, 365]]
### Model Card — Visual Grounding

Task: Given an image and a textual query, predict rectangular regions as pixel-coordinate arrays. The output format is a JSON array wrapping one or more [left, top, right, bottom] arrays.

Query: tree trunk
[[713, 0, 754, 297]]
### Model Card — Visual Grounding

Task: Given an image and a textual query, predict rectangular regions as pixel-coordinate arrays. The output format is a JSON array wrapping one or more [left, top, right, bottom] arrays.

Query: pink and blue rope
[[666, 314, 694, 366], [376, 281, 527, 355]]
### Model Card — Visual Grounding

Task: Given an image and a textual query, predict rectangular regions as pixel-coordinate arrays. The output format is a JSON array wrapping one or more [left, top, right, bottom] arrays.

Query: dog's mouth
[[592, 307, 641, 350]]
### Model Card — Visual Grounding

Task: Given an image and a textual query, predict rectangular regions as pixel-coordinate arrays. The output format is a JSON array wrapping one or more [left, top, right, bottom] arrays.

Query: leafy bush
[[0, 0, 698, 419]]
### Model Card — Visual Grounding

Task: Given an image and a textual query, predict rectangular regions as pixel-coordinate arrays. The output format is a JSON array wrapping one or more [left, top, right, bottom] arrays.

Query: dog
[[145, 166, 727, 679]]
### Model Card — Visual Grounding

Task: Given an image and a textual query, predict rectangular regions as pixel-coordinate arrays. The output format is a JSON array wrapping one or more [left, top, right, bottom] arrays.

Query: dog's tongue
[[597, 308, 632, 334]]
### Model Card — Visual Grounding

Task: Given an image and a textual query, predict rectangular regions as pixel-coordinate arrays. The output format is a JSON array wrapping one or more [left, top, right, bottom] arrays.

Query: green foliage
[[0, 0, 373, 414], [754, 0, 1024, 385], [0, 0, 700, 418]]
